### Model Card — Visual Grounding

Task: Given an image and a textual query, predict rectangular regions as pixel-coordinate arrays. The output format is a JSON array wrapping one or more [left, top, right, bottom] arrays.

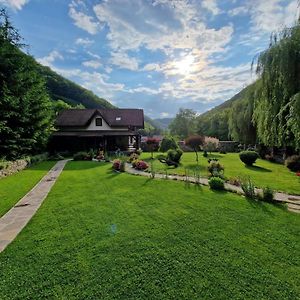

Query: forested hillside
[[35, 64, 115, 109], [196, 83, 256, 142]]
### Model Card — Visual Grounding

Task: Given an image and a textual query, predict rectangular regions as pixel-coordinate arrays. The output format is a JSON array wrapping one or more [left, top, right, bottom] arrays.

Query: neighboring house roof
[[56, 108, 144, 128]]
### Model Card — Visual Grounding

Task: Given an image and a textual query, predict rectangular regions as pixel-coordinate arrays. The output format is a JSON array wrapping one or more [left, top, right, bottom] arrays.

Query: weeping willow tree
[[253, 21, 300, 151], [228, 82, 257, 145]]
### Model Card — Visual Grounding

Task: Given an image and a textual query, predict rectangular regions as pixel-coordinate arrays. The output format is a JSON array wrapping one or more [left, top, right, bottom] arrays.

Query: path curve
[[0, 159, 69, 253], [125, 163, 300, 214]]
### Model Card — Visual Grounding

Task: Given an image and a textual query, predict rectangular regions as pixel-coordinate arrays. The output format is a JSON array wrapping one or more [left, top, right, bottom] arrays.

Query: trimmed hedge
[[239, 151, 259, 166], [208, 177, 225, 190]]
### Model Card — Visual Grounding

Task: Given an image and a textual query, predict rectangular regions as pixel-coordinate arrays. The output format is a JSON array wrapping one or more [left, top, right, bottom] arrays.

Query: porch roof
[[52, 130, 139, 137]]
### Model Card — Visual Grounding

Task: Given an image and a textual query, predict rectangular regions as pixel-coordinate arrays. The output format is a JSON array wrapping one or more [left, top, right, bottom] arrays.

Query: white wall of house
[[86, 115, 128, 131]]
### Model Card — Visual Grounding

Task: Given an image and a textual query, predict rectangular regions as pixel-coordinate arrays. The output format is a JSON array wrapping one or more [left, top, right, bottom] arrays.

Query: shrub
[[128, 153, 139, 163], [285, 155, 300, 172], [159, 136, 178, 152], [166, 149, 183, 163], [207, 160, 224, 178], [261, 186, 274, 202], [73, 151, 89, 161], [48, 153, 64, 160], [112, 159, 125, 172], [228, 177, 240, 186], [29, 153, 49, 164], [112, 159, 121, 171], [135, 160, 149, 170], [240, 177, 256, 199], [208, 177, 225, 190], [239, 151, 259, 166], [203, 150, 208, 157]]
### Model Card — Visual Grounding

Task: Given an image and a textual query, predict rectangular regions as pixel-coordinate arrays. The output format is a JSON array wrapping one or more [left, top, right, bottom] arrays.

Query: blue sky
[[1, 0, 298, 118]]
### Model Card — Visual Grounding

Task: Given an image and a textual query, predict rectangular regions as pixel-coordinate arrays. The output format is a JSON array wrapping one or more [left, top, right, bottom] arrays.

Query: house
[[50, 108, 144, 153]]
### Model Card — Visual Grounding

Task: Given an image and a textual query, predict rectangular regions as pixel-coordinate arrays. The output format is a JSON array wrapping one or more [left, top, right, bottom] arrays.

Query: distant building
[[50, 109, 144, 152]]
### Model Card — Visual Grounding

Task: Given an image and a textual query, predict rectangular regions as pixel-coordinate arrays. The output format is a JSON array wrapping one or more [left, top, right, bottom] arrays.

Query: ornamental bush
[[73, 152, 89, 161], [239, 151, 259, 166], [261, 187, 274, 202], [128, 153, 139, 163], [112, 159, 121, 171], [285, 155, 300, 172], [207, 160, 224, 178], [208, 177, 225, 190], [159, 136, 178, 152], [166, 149, 183, 163]]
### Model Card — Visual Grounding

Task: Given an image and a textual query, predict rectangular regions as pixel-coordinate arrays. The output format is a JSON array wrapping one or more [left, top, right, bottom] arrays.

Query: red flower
[[296, 171, 300, 177]]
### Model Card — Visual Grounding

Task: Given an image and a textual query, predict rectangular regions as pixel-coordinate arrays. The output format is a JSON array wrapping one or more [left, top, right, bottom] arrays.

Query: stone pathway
[[125, 163, 300, 214], [0, 160, 68, 253]]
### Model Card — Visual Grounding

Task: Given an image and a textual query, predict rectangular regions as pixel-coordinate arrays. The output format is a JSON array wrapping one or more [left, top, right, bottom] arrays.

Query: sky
[[0, 0, 298, 118]]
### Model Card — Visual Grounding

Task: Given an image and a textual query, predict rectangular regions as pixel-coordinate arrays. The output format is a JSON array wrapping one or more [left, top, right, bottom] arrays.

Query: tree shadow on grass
[[245, 165, 272, 173], [105, 169, 123, 179]]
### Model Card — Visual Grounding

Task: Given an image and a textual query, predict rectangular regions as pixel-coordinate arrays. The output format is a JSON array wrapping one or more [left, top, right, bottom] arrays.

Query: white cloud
[[248, 0, 297, 33], [82, 60, 102, 69], [0, 0, 28, 10], [37, 50, 63, 67], [110, 51, 139, 71], [128, 86, 159, 95], [69, 1, 99, 35], [75, 37, 94, 46], [93, 0, 233, 55], [143, 63, 161, 72], [201, 0, 221, 16], [228, 6, 249, 17]]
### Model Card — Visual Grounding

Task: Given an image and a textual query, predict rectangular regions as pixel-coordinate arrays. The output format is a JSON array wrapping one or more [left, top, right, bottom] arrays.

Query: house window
[[116, 117, 121, 121], [95, 117, 102, 126]]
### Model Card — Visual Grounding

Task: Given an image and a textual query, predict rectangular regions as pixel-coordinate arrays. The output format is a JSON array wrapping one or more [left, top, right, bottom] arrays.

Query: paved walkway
[[125, 163, 300, 214], [0, 160, 68, 253]]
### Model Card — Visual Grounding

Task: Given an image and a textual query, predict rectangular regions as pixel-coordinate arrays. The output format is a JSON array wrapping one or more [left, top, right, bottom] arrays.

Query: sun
[[174, 54, 195, 75]]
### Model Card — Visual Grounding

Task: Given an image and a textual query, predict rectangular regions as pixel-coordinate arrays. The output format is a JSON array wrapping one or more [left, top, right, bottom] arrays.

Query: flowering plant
[[135, 160, 149, 170], [112, 159, 121, 171]]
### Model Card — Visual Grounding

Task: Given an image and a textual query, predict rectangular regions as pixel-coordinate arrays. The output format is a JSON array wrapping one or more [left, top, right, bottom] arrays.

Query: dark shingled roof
[[56, 109, 144, 128]]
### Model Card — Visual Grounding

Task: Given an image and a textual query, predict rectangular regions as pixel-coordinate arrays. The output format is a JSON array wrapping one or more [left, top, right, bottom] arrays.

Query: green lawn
[[0, 161, 299, 299], [0, 161, 56, 217], [140, 152, 300, 195]]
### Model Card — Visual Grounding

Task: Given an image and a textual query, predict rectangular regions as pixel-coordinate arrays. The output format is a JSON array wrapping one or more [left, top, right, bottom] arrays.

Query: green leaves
[[0, 10, 52, 159]]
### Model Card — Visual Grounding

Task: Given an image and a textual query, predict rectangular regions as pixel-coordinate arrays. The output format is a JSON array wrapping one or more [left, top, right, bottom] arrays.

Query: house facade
[[50, 108, 144, 153]]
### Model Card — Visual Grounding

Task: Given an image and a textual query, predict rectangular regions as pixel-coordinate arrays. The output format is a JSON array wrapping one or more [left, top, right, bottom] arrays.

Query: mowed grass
[[140, 152, 300, 195], [0, 161, 299, 300], [0, 161, 56, 217]]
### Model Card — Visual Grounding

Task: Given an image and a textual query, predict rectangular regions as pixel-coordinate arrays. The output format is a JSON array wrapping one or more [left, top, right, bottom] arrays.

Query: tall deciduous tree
[[0, 9, 52, 159], [169, 108, 197, 139]]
